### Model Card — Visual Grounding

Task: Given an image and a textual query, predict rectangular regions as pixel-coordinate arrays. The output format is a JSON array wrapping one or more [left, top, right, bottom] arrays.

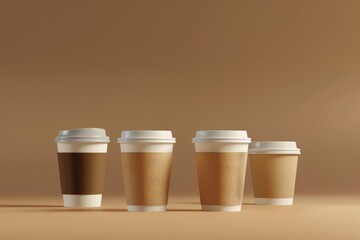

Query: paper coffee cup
[[193, 130, 251, 212], [55, 128, 109, 208], [249, 141, 301, 205], [118, 130, 176, 212]]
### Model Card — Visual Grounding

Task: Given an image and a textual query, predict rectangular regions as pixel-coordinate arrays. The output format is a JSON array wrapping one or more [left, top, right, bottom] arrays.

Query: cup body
[[249, 141, 301, 205], [55, 128, 109, 208], [118, 131, 175, 212], [193, 130, 251, 212]]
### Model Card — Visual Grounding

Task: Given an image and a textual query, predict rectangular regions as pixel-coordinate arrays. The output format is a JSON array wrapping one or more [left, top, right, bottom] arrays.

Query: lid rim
[[56, 138, 110, 143], [249, 148, 300, 150], [249, 149, 301, 154], [55, 128, 110, 143], [120, 130, 174, 141], [118, 139, 176, 143], [192, 139, 251, 143], [249, 141, 300, 154], [249, 151, 301, 155], [193, 137, 251, 139], [194, 130, 250, 142], [119, 137, 176, 139]]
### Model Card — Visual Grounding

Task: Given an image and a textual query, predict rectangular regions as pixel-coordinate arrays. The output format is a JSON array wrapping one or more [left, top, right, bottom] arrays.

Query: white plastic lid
[[249, 141, 301, 154], [118, 130, 176, 143], [192, 130, 251, 143], [55, 128, 110, 143]]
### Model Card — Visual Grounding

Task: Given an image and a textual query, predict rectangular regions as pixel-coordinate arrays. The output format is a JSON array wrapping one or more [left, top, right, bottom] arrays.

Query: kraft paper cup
[[193, 130, 251, 212], [118, 130, 176, 212], [249, 141, 301, 205], [55, 128, 110, 208]]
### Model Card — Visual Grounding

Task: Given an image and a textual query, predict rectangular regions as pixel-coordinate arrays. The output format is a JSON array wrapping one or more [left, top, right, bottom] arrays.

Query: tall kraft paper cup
[[118, 130, 176, 212], [249, 141, 301, 205], [55, 128, 109, 207], [193, 130, 251, 212]]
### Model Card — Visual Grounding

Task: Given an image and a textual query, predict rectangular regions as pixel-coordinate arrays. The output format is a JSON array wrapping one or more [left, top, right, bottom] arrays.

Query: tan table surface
[[0, 195, 359, 240]]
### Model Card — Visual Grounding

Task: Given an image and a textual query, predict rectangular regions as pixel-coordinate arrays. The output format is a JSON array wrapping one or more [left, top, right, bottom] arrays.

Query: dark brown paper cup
[[56, 128, 109, 208]]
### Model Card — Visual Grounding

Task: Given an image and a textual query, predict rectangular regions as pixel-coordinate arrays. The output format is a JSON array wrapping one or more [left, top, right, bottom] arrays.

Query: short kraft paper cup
[[193, 130, 251, 212], [249, 141, 301, 205], [55, 128, 110, 208], [118, 130, 176, 212]]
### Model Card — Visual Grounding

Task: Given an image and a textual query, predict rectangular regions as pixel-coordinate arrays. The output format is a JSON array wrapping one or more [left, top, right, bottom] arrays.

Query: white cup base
[[254, 198, 293, 205], [127, 205, 166, 212], [63, 194, 102, 207], [201, 205, 241, 212]]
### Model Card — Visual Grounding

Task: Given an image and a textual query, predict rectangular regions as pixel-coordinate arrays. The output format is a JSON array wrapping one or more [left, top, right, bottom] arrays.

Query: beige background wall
[[0, 0, 359, 198]]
